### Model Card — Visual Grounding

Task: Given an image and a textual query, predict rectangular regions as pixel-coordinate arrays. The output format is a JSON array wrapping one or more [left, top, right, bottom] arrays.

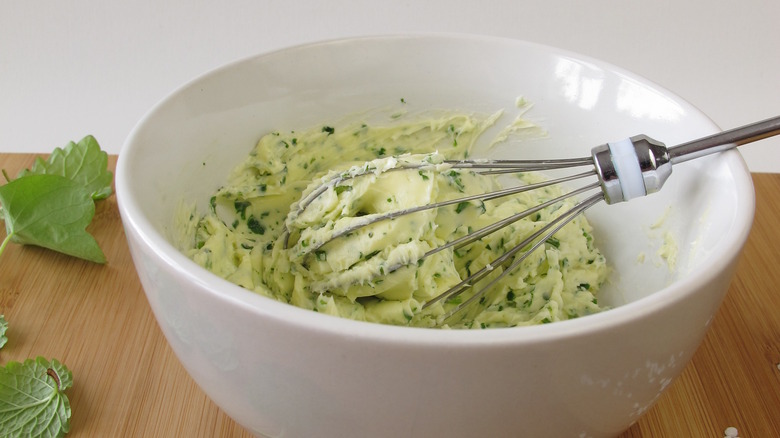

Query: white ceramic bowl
[[116, 34, 754, 437]]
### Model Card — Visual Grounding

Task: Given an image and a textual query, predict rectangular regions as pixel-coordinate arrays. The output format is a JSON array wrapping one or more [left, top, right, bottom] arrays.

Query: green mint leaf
[[0, 315, 6, 349], [19, 135, 113, 200], [0, 174, 106, 263], [0, 357, 73, 438]]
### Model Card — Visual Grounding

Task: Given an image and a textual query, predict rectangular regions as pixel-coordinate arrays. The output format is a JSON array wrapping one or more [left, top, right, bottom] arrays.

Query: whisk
[[287, 115, 780, 322]]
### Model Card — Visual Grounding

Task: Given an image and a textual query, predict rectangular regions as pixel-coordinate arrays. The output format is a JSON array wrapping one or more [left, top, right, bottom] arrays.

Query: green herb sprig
[[0, 316, 73, 438], [0, 136, 112, 263]]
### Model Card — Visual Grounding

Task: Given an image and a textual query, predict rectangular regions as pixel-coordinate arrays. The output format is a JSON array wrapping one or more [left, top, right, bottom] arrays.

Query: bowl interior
[[119, 35, 752, 325]]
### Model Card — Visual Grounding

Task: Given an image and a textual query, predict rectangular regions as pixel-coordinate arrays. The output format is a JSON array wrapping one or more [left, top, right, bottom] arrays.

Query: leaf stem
[[0, 232, 13, 259], [47, 368, 62, 390]]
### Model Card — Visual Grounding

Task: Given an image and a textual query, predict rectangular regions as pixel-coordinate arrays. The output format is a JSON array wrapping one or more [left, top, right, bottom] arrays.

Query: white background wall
[[2, 0, 778, 171]]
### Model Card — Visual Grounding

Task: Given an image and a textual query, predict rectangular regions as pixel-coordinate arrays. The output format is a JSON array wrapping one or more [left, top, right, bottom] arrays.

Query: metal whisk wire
[[427, 192, 604, 321], [285, 166, 597, 253], [286, 115, 780, 324]]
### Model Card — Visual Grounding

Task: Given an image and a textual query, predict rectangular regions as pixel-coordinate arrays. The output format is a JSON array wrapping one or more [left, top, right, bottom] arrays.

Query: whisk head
[[280, 150, 616, 325]]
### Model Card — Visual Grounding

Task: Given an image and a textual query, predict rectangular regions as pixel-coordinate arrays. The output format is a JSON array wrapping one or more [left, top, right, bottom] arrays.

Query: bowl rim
[[116, 32, 755, 347]]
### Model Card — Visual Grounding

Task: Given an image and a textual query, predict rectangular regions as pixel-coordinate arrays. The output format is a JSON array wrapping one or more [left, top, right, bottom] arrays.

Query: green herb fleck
[[447, 124, 460, 147], [234, 200, 251, 219], [545, 237, 560, 248], [315, 250, 327, 261], [322, 126, 335, 135], [334, 185, 352, 195], [446, 170, 465, 192], [363, 250, 380, 261], [455, 201, 470, 214], [247, 216, 266, 235], [445, 295, 462, 304]]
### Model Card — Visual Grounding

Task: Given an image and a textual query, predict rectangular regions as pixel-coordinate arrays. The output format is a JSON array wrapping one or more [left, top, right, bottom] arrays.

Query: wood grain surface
[[0, 154, 778, 437]]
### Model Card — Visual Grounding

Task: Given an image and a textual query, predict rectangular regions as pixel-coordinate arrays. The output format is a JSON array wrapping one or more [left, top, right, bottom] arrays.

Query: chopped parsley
[[363, 250, 381, 261], [247, 216, 266, 235], [234, 200, 251, 219], [334, 185, 352, 195]]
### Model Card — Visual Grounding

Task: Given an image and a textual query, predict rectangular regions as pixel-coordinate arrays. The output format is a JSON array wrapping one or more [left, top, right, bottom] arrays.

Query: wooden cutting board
[[0, 153, 778, 437]]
